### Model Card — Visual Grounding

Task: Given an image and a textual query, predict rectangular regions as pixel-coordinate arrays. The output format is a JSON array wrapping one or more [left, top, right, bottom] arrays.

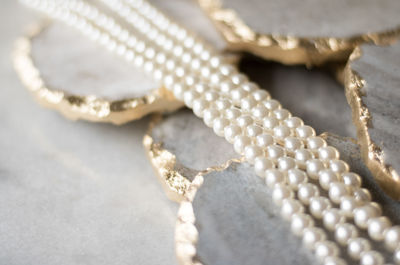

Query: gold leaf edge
[[344, 46, 400, 200], [12, 21, 184, 125], [198, 0, 400, 66]]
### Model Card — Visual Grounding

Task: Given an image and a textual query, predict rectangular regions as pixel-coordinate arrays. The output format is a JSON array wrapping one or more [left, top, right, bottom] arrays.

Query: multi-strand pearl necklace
[[20, 0, 400, 264]]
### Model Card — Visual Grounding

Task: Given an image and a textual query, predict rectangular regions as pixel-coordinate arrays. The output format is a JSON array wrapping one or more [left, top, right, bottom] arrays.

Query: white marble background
[[0, 1, 178, 265]]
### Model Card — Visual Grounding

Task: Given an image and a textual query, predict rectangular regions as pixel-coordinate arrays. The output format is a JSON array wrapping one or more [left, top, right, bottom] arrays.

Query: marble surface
[[0, 2, 178, 265]]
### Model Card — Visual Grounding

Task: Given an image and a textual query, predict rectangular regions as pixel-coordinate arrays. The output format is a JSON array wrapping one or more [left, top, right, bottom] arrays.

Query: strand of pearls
[[20, 0, 400, 264]]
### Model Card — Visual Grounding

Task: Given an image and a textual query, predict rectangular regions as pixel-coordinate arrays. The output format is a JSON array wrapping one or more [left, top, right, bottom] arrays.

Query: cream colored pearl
[[192, 98, 209, 117], [224, 108, 241, 120], [314, 241, 340, 261], [367, 217, 392, 241], [231, 73, 247, 85], [251, 90, 270, 101], [263, 99, 281, 111], [340, 196, 361, 217], [284, 136, 303, 152], [318, 146, 339, 161], [334, 223, 358, 245], [360, 250, 384, 265], [281, 198, 305, 220], [262, 116, 279, 130], [172, 82, 188, 100], [256, 134, 274, 148], [329, 160, 349, 175], [298, 183, 319, 205], [251, 105, 269, 119], [214, 98, 232, 111], [230, 88, 248, 103], [277, 157, 297, 171], [224, 124, 242, 143], [319, 169, 340, 190], [273, 108, 290, 121], [236, 115, 254, 128], [233, 135, 251, 154], [294, 149, 314, 169], [348, 238, 371, 260], [323, 257, 346, 265], [253, 157, 274, 178], [287, 169, 307, 190], [329, 182, 350, 204], [310, 196, 332, 219], [272, 183, 294, 206], [241, 82, 258, 93], [244, 145, 264, 164], [203, 108, 220, 127], [212, 117, 229, 137], [291, 213, 314, 236], [322, 208, 346, 230], [354, 203, 382, 229], [240, 97, 257, 111], [273, 125, 291, 139], [265, 169, 286, 188], [353, 188, 372, 203], [385, 226, 400, 251], [296, 125, 315, 139], [306, 159, 325, 180], [307, 136, 327, 151], [266, 145, 286, 162], [394, 248, 400, 264], [284, 117, 303, 129], [246, 124, 263, 138], [183, 90, 200, 108], [342, 172, 362, 188], [302, 227, 326, 250]]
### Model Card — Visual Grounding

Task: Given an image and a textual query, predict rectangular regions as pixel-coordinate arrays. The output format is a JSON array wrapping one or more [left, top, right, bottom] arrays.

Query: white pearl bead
[[319, 169, 340, 190], [224, 108, 241, 120], [220, 81, 234, 94], [272, 184, 294, 206], [233, 135, 251, 154], [263, 99, 281, 111], [183, 90, 200, 108], [214, 99, 232, 111], [241, 82, 258, 93], [254, 157, 273, 178], [236, 115, 254, 128], [360, 250, 384, 265], [203, 91, 219, 102], [203, 108, 220, 127], [277, 157, 296, 171], [314, 241, 340, 261], [323, 257, 346, 265], [394, 248, 400, 264], [172, 83, 188, 100], [231, 73, 247, 85], [284, 136, 303, 152], [322, 208, 346, 230], [273, 125, 291, 139], [212, 117, 229, 137], [307, 136, 327, 151], [306, 159, 326, 180], [262, 116, 279, 130], [290, 213, 314, 236], [251, 89, 270, 101], [256, 134, 274, 147], [334, 223, 358, 245], [273, 108, 291, 121], [219, 64, 235, 76], [367, 217, 391, 241], [265, 169, 286, 188], [246, 124, 263, 138], [340, 196, 361, 217], [224, 124, 242, 143], [244, 145, 264, 164], [194, 83, 209, 93], [266, 145, 286, 162], [318, 146, 339, 161], [251, 105, 269, 119], [329, 160, 349, 175], [353, 188, 372, 203], [294, 149, 314, 168], [192, 98, 209, 117], [354, 203, 382, 229], [281, 198, 304, 220], [230, 88, 249, 103], [329, 182, 350, 204], [284, 117, 303, 129], [302, 227, 326, 250], [209, 72, 223, 85], [298, 183, 319, 205], [310, 196, 332, 219], [342, 172, 362, 188], [287, 169, 307, 190], [385, 226, 400, 251], [348, 238, 371, 260], [296, 125, 315, 139], [240, 97, 257, 111]]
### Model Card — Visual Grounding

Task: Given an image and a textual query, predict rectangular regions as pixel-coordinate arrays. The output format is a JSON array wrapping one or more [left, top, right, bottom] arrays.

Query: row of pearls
[[20, 0, 400, 264]]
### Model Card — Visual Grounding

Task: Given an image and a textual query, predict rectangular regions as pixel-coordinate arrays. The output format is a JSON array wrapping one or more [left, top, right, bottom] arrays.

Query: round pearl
[[183, 90, 200, 108], [291, 213, 314, 236], [314, 241, 340, 261], [307, 136, 327, 151], [251, 89, 270, 101], [318, 146, 339, 161], [277, 157, 297, 171], [329, 182, 350, 204], [367, 217, 391, 241], [273, 125, 291, 139], [233, 135, 251, 154], [192, 98, 209, 117], [323, 257, 346, 265], [231, 73, 247, 85], [172, 83, 188, 100], [224, 108, 241, 120], [353, 188, 372, 203], [348, 238, 371, 260], [220, 80, 234, 93], [360, 250, 384, 265], [334, 223, 358, 245], [265, 169, 286, 188], [236, 115, 254, 128], [272, 184, 294, 206], [281, 198, 304, 220], [263, 99, 281, 111], [296, 125, 316, 139], [219, 64, 235, 76], [203, 108, 220, 127], [284, 136, 303, 151], [284, 117, 303, 129], [246, 124, 263, 138], [302, 227, 326, 250], [342, 172, 362, 188], [394, 248, 400, 264], [306, 159, 325, 180], [266, 145, 286, 162], [298, 183, 319, 205], [214, 99, 232, 111], [256, 134, 274, 148], [294, 149, 314, 168], [212, 117, 229, 137], [244, 145, 264, 164], [241, 82, 258, 93], [310, 196, 332, 219], [240, 97, 257, 111], [287, 169, 307, 190], [251, 105, 269, 119], [340, 196, 361, 217], [203, 90, 219, 102], [322, 208, 346, 230], [354, 203, 382, 229], [329, 160, 349, 175], [273, 109, 291, 121], [262, 116, 279, 130], [384, 226, 400, 251], [319, 169, 340, 190], [254, 157, 274, 178], [224, 124, 242, 143]]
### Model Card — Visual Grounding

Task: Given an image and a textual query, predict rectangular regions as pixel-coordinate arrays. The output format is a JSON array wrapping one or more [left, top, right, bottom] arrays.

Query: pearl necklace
[[20, 0, 400, 264]]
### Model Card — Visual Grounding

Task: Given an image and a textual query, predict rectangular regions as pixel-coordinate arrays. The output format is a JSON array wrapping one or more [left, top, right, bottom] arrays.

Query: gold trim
[[12, 22, 183, 125], [198, 0, 400, 66], [344, 47, 400, 200]]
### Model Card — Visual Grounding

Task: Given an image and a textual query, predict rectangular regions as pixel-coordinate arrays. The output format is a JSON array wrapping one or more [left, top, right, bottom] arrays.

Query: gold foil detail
[[198, 0, 400, 66], [344, 47, 400, 200], [12, 22, 183, 125]]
